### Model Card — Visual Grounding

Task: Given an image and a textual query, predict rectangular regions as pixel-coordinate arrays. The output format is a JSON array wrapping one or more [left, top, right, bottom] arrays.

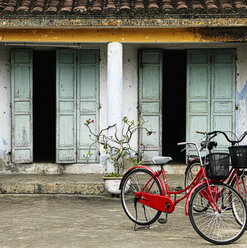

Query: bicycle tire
[[189, 182, 247, 245], [231, 170, 247, 203], [231, 170, 247, 227], [184, 160, 201, 190], [121, 168, 162, 226], [185, 160, 210, 212]]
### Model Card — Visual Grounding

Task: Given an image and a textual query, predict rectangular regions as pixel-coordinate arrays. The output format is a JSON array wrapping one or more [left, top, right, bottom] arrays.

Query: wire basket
[[229, 146, 247, 168], [205, 153, 230, 180]]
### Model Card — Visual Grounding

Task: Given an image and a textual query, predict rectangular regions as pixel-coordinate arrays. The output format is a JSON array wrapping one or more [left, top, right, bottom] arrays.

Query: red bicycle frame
[[134, 163, 222, 216]]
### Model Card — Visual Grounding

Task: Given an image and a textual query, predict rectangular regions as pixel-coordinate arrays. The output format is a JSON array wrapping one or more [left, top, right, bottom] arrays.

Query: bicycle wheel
[[121, 168, 162, 226], [231, 171, 247, 227], [189, 182, 247, 245], [184, 160, 201, 189], [231, 170, 247, 203]]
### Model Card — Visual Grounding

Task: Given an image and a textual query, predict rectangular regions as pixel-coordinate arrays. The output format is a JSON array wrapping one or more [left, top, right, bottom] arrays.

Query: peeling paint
[[236, 81, 247, 138], [2, 138, 7, 146], [197, 27, 247, 42]]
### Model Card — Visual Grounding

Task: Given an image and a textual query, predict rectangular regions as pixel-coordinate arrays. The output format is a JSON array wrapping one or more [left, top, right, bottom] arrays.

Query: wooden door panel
[[139, 49, 163, 162], [11, 50, 33, 163]]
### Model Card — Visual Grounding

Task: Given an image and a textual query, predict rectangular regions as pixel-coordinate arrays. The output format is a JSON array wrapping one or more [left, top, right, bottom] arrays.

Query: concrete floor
[[0, 194, 246, 248]]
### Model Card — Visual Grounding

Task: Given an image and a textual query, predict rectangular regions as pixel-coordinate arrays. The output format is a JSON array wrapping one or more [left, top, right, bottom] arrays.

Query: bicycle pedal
[[175, 186, 183, 191], [158, 218, 167, 224]]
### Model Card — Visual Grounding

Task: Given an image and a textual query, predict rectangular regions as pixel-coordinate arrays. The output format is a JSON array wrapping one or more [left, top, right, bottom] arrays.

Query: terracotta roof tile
[[134, 0, 145, 13], [120, 0, 131, 13], [74, 0, 88, 14], [17, 0, 32, 13], [60, 0, 73, 14], [91, 0, 102, 13], [161, 0, 174, 13], [0, 0, 246, 17], [105, 0, 116, 13], [219, 0, 234, 12], [176, 0, 189, 13], [205, 0, 219, 13], [191, 0, 204, 13]]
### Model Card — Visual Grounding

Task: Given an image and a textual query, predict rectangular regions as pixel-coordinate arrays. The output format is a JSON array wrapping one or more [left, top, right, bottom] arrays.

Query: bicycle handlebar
[[196, 130, 247, 147], [177, 142, 188, 146]]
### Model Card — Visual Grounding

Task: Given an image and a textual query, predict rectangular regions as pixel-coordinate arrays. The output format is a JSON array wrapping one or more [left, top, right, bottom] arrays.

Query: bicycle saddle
[[152, 156, 173, 165]]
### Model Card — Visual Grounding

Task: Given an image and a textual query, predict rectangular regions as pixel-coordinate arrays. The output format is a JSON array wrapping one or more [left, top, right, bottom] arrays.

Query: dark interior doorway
[[33, 51, 56, 162], [163, 50, 187, 163]]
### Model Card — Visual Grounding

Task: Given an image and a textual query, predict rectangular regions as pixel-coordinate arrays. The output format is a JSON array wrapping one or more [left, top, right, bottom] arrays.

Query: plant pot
[[103, 177, 122, 195]]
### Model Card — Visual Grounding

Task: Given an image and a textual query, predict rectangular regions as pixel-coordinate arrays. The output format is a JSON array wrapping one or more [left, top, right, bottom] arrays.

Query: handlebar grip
[[196, 130, 219, 135], [208, 131, 219, 135], [177, 142, 187, 146], [196, 131, 206, 134]]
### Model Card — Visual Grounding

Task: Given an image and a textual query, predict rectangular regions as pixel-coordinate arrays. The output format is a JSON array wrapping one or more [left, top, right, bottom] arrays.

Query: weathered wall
[[0, 48, 11, 170], [236, 47, 247, 143], [122, 45, 138, 150]]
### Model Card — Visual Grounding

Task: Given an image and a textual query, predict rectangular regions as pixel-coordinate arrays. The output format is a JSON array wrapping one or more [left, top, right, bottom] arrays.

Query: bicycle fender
[[185, 181, 207, 216], [119, 166, 165, 195]]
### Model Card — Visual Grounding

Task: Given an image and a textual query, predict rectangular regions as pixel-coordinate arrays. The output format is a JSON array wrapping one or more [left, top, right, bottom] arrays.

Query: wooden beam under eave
[[1, 28, 247, 43]]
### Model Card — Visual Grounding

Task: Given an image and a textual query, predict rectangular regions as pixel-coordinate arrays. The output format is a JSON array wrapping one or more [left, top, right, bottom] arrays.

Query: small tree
[[84, 116, 153, 176]]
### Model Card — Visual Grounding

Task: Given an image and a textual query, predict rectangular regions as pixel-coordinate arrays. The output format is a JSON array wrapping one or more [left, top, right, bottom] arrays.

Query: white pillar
[[107, 42, 123, 173]]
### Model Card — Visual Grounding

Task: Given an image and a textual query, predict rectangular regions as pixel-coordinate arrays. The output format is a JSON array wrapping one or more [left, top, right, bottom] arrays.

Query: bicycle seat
[[152, 156, 173, 165]]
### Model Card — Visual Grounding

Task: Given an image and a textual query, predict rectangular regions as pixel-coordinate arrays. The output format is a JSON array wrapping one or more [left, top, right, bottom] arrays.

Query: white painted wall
[[122, 45, 138, 150], [236, 47, 247, 144], [0, 48, 11, 169]]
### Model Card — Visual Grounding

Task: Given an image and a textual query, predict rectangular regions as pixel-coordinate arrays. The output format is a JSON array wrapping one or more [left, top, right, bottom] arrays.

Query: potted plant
[[84, 116, 152, 195]]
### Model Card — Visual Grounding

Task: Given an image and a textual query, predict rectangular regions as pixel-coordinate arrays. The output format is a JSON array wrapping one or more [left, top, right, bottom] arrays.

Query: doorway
[[163, 50, 187, 163], [33, 51, 56, 162]]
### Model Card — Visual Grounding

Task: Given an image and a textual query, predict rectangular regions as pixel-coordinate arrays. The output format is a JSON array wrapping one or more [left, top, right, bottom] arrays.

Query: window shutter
[[187, 50, 235, 153], [11, 49, 33, 163], [77, 50, 99, 162], [56, 50, 77, 163], [186, 50, 210, 152], [211, 50, 235, 151], [138, 49, 163, 162]]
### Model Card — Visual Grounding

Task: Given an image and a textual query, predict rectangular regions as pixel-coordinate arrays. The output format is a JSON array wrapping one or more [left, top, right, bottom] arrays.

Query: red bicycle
[[120, 141, 247, 245], [185, 131, 247, 204]]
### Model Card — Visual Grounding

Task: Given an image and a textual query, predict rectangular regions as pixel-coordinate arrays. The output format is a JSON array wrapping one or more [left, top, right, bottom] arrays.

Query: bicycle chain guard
[[135, 192, 175, 213]]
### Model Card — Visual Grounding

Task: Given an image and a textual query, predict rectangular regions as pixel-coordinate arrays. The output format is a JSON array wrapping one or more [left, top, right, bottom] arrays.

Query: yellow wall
[[0, 28, 243, 43]]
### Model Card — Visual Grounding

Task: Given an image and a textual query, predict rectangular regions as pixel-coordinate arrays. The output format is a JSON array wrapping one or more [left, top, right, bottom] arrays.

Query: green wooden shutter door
[[11, 49, 33, 163], [187, 50, 210, 149], [139, 49, 163, 162], [56, 50, 76, 163], [187, 50, 235, 152], [77, 50, 99, 162], [211, 50, 235, 151]]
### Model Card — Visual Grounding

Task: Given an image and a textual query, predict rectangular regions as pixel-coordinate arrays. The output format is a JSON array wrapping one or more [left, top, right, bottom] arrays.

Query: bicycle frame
[[134, 162, 222, 216]]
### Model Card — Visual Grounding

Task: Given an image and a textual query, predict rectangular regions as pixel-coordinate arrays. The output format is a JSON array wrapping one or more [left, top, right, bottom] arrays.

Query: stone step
[[0, 170, 185, 195], [0, 174, 107, 195]]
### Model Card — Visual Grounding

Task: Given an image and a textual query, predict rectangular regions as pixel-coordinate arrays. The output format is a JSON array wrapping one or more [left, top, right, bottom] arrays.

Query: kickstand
[[158, 203, 170, 224], [133, 196, 150, 231]]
